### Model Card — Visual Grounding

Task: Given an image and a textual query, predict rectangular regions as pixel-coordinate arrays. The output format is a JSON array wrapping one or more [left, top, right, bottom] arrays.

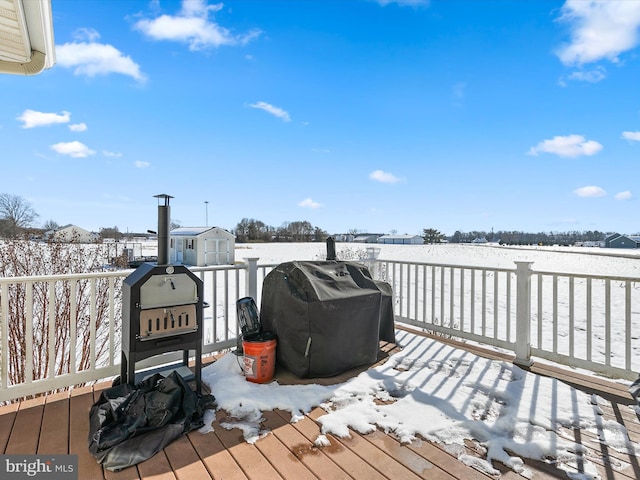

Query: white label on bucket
[[243, 356, 255, 377]]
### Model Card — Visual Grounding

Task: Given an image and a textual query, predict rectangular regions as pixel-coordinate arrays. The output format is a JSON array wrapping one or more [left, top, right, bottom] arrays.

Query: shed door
[[176, 239, 184, 263], [205, 239, 229, 265]]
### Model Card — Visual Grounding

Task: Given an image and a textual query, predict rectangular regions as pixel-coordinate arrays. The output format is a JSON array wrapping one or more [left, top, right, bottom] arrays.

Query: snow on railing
[[1, 256, 638, 403]]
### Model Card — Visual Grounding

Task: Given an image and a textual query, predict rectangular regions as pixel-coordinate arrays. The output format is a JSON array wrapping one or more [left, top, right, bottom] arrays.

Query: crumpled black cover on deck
[[88, 371, 215, 471], [260, 260, 395, 378]]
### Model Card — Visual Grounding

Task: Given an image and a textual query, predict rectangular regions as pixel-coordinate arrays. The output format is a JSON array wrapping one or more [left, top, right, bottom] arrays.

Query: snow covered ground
[[197, 242, 640, 480], [201, 328, 637, 480]]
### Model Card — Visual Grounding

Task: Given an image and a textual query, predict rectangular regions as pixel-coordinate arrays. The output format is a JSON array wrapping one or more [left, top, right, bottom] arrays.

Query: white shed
[[377, 234, 424, 245], [169, 227, 235, 266]]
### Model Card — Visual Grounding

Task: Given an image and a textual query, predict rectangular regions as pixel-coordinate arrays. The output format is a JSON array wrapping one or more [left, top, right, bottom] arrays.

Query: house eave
[[0, 0, 55, 75]]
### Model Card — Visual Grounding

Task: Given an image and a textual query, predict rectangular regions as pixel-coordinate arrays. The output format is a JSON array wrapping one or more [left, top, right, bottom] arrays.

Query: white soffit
[[0, 0, 55, 75]]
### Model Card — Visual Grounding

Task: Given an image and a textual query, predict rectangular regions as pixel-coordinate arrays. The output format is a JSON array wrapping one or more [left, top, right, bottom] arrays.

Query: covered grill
[[120, 195, 203, 392]]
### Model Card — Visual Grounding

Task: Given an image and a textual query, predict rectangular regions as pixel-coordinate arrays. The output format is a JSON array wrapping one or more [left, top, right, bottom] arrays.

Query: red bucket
[[242, 338, 277, 383]]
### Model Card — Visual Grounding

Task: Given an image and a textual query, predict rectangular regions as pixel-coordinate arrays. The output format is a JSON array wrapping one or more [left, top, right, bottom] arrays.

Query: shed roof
[[379, 234, 422, 239], [170, 227, 232, 237]]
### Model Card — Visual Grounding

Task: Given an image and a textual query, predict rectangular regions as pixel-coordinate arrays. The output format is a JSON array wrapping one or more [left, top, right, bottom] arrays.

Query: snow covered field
[[195, 243, 640, 479], [235, 241, 640, 277]]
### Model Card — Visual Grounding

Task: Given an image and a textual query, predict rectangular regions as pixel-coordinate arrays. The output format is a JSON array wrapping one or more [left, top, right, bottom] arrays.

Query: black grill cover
[[260, 261, 395, 378]]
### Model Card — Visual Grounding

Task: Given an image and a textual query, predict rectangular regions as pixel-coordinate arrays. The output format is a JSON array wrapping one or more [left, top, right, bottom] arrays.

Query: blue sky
[[2, 0, 640, 236]]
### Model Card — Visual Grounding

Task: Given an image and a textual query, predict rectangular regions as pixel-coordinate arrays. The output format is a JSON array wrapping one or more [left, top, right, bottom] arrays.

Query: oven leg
[[128, 353, 137, 386], [120, 351, 128, 385]]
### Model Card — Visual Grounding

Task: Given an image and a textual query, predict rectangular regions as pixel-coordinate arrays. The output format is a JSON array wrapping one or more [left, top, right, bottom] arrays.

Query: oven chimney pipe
[[154, 194, 173, 265]]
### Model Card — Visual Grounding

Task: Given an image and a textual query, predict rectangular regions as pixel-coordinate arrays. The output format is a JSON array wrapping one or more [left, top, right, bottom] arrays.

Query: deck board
[[70, 385, 105, 480], [188, 428, 248, 480], [265, 409, 352, 480], [38, 390, 70, 455], [5, 395, 45, 454], [1, 333, 639, 480], [213, 410, 283, 480]]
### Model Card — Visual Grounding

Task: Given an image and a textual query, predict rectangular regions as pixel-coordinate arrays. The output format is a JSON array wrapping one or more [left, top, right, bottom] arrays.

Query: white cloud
[[573, 185, 606, 198], [528, 134, 602, 158], [375, 0, 430, 6], [135, 160, 151, 168], [248, 101, 291, 122], [17, 110, 70, 128], [615, 190, 632, 200], [73, 27, 101, 42], [564, 66, 607, 84], [369, 169, 401, 184], [56, 34, 146, 82], [298, 198, 321, 209], [102, 150, 122, 158], [556, 0, 640, 66], [134, 0, 261, 51], [622, 131, 640, 142], [69, 123, 88, 132], [50, 141, 96, 158]]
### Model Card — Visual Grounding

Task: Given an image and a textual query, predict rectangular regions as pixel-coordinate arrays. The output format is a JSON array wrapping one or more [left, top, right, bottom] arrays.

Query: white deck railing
[[1, 257, 638, 403], [379, 260, 640, 381]]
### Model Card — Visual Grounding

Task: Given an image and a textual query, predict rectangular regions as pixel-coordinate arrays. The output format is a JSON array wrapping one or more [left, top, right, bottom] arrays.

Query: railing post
[[244, 257, 260, 300], [514, 261, 533, 366]]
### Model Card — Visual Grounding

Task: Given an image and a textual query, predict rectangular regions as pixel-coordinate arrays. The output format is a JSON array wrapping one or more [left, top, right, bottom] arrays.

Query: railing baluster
[[1, 280, 8, 388], [537, 274, 542, 349], [481, 270, 487, 337], [470, 269, 475, 335], [506, 272, 511, 342], [450, 267, 455, 329], [90, 278, 97, 371], [440, 266, 445, 326], [430, 265, 435, 324], [70, 280, 77, 374], [422, 265, 427, 323], [25, 282, 33, 384], [109, 277, 115, 367], [493, 271, 498, 340], [605, 279, 611, 367], [48, 281, 56, 379], [413, 265, 420, 319], [459, 268, 465, 332], [399, 263, 405, 318], [569, 277, 575, 359], [586, 278, 592, 362], [626, 280, 631, 371], [553, 275, 558, 354]]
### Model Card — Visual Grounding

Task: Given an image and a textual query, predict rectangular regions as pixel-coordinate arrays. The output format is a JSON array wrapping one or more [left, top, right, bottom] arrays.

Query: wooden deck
[[1, 329, 640, 480]]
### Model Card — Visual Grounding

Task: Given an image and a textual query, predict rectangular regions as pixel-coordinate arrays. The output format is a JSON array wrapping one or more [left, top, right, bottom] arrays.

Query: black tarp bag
[[88, 371, 215, 471], [260, 260, 395, 378]]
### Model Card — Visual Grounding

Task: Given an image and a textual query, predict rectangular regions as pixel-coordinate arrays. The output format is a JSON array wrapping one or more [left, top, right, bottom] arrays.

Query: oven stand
[[120, 339, 202, 393]]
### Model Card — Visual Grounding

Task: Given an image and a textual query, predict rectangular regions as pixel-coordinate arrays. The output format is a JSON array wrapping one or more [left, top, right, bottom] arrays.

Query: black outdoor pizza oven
[[120, 194, 203, 392]]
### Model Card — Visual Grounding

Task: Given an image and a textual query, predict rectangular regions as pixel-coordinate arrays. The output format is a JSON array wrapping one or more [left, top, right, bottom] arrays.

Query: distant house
[[333, 233, 355, 242], [353, 234, 383, 243], [169, 227, 235, 266], [377, 234, 423, 245], [472, 237, 488, 244], [605, 233, 640, 249], [48, 224, 95, 243]]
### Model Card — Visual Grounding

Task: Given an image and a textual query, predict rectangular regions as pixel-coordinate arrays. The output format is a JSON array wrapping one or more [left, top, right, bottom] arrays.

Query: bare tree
[[42, 219, 59, 232], [0, 193, 39, 238]]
